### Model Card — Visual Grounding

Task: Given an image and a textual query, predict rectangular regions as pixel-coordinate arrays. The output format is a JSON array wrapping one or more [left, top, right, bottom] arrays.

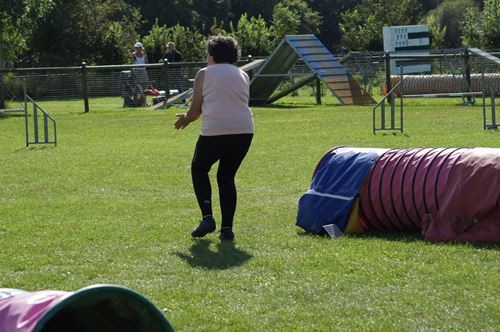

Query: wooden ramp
[[239, 59, 265, 72], [148, 88, 193, 110], [147, 60, 264, 110], [250, 35, 375, 105], [468, 48, 500, 66]]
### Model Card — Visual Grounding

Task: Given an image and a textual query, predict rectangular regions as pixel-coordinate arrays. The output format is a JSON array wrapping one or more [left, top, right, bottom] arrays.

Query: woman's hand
[[173, 68, 204, 130], [174, 113, 188, 129]]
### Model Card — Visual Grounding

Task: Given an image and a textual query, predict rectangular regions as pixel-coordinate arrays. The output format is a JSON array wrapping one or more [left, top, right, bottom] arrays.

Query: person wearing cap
[[131, 42, 149, 92], [131, 42, 148, 65]]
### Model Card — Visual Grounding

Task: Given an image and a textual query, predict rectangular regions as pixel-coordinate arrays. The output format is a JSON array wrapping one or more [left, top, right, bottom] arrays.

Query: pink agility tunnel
[[358, 147, 500, 242], [359, 147, 465, 231], [0, 284, 173, 332], [297, 146, 500, 243]]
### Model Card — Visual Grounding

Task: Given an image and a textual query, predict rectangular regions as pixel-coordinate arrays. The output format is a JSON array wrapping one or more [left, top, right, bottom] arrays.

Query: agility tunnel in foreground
[[0, 284, 174, 332], [297, 146, 500, 243]]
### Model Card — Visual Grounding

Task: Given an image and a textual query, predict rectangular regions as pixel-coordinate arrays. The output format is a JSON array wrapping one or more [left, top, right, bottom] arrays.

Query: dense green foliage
[[143, 21, 207, 62], [1, 94, 499, 330], [230, 14, 273, 56], [0, 0, 498, 67], [29, 0, 141, 66], [462, 0, 500, 49], [340, 0, 423, 51], [0, 0, 54, 67], [428, 0, 478, 48]]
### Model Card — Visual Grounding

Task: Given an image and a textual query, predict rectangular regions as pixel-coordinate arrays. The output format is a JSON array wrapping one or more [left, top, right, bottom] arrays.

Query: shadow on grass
[[251, 104, 311, 109], [175, 239, 253, 270], [376, 132, 411, 138], [0, 113, 25, 120], [298, 230, 500, 250], [349, 230, 423, 242], [352, 230, 500, 249], [14, 145, 52, 152], [298, 229, 421, 243]]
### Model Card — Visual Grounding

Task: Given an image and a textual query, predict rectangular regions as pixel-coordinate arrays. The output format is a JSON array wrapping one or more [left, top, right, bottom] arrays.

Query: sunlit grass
[[0, 93, 499, 331]]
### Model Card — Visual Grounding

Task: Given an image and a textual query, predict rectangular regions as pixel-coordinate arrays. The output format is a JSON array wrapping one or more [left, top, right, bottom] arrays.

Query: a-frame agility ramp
[[250, 35, 376, 106], [468, 48, 500, 67]]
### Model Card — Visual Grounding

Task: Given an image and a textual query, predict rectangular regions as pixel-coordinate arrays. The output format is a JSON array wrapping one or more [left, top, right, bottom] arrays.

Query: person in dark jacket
[[161, 42, 183, 63], [160, 42, 184, 92]]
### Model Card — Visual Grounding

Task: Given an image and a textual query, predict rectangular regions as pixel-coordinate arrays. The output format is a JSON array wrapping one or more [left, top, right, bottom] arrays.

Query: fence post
[[24, 81, 29, 147], [491, 86, 497, 129], [464, 49, 472, 103], [81, 61, 89, 113], [0, 71, 4, 109], [384, 51, 392, 104], [246, 55, 254, 80], [163, 59, 170, 101], [315, 77, 321, 105], [0, 33, 4, 109]]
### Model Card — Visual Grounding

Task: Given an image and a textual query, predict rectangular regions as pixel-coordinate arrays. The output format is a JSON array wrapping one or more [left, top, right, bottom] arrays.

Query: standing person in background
[[161, 42, 183, 63], [132, 42, 148, 65], [131, 42, 149, 86], [174, 35, 254, 241], [160, 42, 184, 93]]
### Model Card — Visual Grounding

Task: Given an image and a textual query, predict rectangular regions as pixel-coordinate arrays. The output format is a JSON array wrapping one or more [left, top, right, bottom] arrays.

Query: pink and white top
[[201, 63, 254, 136]]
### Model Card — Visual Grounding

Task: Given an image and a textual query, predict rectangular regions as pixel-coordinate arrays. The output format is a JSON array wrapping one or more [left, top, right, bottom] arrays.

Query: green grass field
[[1, 93, 499, 331]]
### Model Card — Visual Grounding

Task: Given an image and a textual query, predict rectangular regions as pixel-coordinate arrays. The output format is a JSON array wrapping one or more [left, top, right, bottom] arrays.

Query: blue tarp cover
[[296, 148, 381, 234]]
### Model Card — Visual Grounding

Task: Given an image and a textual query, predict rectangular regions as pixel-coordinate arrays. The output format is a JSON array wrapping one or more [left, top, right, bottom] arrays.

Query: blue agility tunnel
[[296, 146, 386, 234]]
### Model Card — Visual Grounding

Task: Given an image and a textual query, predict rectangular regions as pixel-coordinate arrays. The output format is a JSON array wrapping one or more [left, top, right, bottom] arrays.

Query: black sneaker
[[219, 228, 234, 241], [191, 216, 216, 238]]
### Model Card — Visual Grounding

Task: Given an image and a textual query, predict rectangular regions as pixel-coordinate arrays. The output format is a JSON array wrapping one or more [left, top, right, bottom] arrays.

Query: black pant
[[191, 134, 253, 228]]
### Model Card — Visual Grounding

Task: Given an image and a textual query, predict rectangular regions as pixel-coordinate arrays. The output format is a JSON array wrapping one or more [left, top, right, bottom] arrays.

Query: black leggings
[[191, 134, 253, 228]]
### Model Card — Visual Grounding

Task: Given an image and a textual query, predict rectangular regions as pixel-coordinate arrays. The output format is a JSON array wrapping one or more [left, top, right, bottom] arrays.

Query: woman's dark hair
[[207, 35, 241, 64]]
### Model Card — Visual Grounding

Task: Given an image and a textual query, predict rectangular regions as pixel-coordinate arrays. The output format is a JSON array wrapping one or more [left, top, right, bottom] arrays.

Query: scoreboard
[[383, 24, 431, 74]]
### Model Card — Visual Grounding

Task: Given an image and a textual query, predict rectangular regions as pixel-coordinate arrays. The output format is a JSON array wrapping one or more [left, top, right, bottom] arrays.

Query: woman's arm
[[174, 68, 204, 130]]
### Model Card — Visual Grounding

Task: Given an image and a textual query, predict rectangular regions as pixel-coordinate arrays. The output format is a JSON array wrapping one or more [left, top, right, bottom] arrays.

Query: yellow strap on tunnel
[[344, 197, 364, 234]]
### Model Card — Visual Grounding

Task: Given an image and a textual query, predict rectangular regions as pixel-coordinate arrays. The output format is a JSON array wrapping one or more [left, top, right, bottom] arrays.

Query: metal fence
[[1, 50, 498, 111], [0, 62, 205, 100], [342, 49, 500, 96]]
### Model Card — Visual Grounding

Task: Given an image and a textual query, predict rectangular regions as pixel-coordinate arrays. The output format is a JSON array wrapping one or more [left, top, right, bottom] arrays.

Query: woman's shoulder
[[206, 63, 240, 71], [205, 64, 248, 79], [195, 67, 206, 81], [196, 67, 208, 76]]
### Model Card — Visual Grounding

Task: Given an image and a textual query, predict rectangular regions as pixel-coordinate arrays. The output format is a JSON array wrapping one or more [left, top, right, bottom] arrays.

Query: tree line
[[0, 0, 498, 68]]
